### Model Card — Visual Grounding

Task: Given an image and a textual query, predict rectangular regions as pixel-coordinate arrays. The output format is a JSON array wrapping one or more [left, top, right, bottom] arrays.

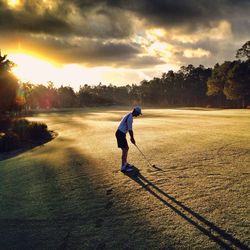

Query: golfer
[[115, 106, 142, 172]]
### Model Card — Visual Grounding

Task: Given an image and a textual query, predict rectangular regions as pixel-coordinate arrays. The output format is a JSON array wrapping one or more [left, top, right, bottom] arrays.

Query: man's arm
[[129, 130, 135, 144]]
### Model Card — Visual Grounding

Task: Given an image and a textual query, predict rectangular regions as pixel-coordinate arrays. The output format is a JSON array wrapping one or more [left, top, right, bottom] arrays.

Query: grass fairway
[[0, 108, 249, 249]]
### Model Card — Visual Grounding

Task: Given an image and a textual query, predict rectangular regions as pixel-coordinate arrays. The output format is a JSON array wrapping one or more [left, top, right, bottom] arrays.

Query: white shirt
[[118, 113, 133, 134]]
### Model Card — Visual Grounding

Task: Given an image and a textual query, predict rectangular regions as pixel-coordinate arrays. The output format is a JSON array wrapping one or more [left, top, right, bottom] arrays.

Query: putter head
[[151, 165, 164, 171]]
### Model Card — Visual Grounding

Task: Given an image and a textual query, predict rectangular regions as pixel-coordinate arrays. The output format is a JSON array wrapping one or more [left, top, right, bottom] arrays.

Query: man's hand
[[130, 137, 136, 144], [129, 130, 136, 144]]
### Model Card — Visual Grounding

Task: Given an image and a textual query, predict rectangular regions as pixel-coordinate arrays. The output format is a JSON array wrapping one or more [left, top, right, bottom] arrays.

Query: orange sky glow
[[1, 0, 249, 90]]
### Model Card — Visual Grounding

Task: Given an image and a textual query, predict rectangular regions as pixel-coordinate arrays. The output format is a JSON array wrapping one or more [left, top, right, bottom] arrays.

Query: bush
[[0, 119, 52, 152], [0, 117, 12, 132], [11, 119, 51, 141], [11, 119, 30, 141], [29, 122, 51, 140], [0, 132, 20, 152]]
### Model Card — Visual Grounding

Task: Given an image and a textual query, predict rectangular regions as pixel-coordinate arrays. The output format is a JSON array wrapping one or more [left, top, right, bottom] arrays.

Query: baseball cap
[[133, 106, 142, 115]]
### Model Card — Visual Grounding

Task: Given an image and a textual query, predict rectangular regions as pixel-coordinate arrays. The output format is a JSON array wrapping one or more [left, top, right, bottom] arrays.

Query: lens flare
[[16, 87, 26, 106]]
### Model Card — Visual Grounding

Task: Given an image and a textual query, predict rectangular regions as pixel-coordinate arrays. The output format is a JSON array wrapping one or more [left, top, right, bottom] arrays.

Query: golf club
[[134, 144, 157, 169]]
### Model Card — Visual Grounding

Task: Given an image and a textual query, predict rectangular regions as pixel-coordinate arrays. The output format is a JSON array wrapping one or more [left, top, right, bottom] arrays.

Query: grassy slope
[[0, 108, 249, 249]]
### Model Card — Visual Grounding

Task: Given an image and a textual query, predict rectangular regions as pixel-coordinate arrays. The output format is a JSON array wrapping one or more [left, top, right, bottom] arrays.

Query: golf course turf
[[0, 108, 249, 249]]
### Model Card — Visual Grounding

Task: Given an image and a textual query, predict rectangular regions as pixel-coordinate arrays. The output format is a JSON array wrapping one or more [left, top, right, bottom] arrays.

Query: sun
[[8, 53, 110, 89], [10, 53, 56, 83], [7, 0, 20, 8]]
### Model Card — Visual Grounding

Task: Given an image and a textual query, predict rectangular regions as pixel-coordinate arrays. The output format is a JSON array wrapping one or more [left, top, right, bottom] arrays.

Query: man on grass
[[115, 106, 142, 172]]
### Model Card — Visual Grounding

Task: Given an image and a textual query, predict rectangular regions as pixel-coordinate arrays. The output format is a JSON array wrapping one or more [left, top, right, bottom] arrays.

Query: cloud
[[43, 38, 164, 68], [183, 48, 210, 58], [18, 34, 142, 65], [106, 0, 250, 33], [0, 0, 249, 72], [162, 20, 233, 44], [4, 33, 163, 67], [128, 55, 165, 68], [0, 0, 72, 34], [1, 0, 249, 40], [66, 4, 135, 39], [0, 0, 134, 38]]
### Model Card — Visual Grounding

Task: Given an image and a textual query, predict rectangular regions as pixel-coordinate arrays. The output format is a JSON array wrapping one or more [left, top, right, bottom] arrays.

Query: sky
[[0, 0, 249, 90]]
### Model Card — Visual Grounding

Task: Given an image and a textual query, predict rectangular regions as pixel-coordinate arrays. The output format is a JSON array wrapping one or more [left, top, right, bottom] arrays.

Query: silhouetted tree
[[58, 85, 76, 108], [207, 59, 250, 108], [0, 52, 19, 114], [47, 82, 59, 108], [236, 41, 250, 60], [224, 60, 250, 108], [4, 40, 249, 110]]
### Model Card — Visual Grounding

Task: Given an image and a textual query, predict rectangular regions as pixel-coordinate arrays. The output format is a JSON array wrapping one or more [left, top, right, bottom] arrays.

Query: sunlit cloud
[[146, 28, 167, 39], [1, 0, 249, 86], [132, 28, 174, 64], [163, 20, 233, 44], [147, 41, 173, 59], [6, 0, 59, 12], [183, 48, 211, 58]]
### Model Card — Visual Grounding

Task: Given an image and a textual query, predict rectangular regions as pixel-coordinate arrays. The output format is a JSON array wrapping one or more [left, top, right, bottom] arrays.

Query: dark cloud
[[106, 0, 250, 33], [231, 18, 250, 39], [1, 0, 249, 38], [74, 8, 134, 39], [14, 33, 164, 67], [0, 0, 134, 38], [0, 0, 249, 69], [12, 34, 142, 66], [1, 0, 249, 39], [108, 0, 207, 29], [0, 1, 72, 34]]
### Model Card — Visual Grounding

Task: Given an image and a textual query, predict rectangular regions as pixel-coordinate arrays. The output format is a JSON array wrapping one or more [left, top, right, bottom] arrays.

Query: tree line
[[0, 41, 249, 114]]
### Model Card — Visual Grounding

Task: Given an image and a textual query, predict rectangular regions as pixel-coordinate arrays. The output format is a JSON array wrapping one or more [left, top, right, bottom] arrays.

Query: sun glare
[[7, 0, 20, 8], [9, 52, 163, 89], [10, 53, 56, 83], [9, 53, 123, 89]]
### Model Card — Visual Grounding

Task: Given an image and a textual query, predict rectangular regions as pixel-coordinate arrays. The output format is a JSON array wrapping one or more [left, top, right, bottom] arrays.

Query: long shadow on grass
[[0, 147, 99, 249], [125, 167, 249, 250], [0, 146, 177, 250]]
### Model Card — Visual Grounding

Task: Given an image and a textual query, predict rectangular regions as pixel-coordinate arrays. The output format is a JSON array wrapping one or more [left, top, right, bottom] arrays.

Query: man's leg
[[121, 147, 128, 167], [121, 147, 133, 172]]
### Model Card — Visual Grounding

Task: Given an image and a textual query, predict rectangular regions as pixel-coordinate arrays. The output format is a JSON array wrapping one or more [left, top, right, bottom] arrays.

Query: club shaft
[[135, 144, 152, 167]]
